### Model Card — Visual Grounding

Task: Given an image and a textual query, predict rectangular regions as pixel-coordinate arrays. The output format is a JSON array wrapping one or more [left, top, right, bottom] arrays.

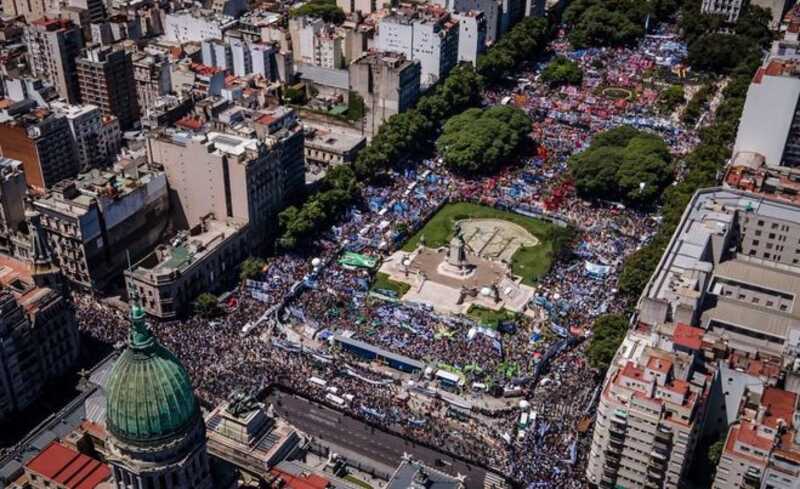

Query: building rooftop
[[304, 123, 366, 153], [733, 63, 800, 167], [387, 457, 464, 489], [35, 163, 164, 218], [24, 442, 110, 489], [130, 218, 246, 279]]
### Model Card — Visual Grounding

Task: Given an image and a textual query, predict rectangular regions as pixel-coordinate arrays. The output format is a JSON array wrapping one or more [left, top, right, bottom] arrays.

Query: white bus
[[308, 376, 327, 387], [519, 412, 529, 428], [326, 393, 346, 406]]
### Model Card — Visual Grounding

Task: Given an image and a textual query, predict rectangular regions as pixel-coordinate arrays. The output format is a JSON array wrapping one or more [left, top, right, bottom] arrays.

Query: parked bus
[[326, 393, 346, 406]]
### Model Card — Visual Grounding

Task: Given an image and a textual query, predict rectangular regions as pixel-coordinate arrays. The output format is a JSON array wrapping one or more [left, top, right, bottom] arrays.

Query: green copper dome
[[105, 300, 200, 445]]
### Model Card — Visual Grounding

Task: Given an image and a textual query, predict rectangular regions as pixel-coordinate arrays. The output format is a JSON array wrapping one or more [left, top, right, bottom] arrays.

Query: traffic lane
[[270, 393, 492, 489]]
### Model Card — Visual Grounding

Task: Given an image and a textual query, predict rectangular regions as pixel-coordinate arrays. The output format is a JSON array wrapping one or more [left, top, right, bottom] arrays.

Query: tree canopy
[[436, 106, 531, 175], [541, 57, 583, 88], [239, 257, 266, 284], [194, 293, 221, 318], [563, 0, 652, 48], [657, 84, 685, 115], [476, 17, 550, 83], [569, 126, 673, 207], [682, 3, 772, 74], [278, 165, 358, 249], [586, 314, 629, 371], [289, 0, 345, 23]]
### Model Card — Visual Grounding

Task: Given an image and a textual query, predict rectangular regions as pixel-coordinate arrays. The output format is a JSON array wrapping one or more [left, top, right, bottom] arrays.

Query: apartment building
[[702, 0, 744, 22], [25, 18, 84, 104], [164, 11, 237, 43], [32, 163, 169, 291], [289, 16, 345, 70], [146, 128, 300, 238], [132, 53, 172, 115], [0, 109, 80, 192], [587, 327, 711, 489], [50, 101, 121, 169], [588, 184, 800, 488], [432, 0, 502, 43], [376, 5, 459, 87], [0, 254, 79, 422], [349, 51, 421, 135], [453, 11, 486, 64], [76, 46, 141, 131], [712, 386, 800, 489]]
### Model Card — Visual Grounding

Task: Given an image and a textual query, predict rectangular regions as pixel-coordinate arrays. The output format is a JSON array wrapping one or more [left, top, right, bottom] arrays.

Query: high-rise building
[[105, 298, 213, 489], [32, 163, 169, 291], [432, 0, 502, 43], [701, 0, 744, 22], [68, 0, 107, 24], [712, 386, 800, 489], [453, 11, 486, 64], [0, 158, 27, 239], [376, 5, 459, 87], [0, 109, 80, 191], [349, 51, 421, 135], [25, 18, 84, 104], [2, 0, 59, 23], [0, 252, 79, 423], [76, 45, 140, 131], [586, 332, 711, 489], [50, 101, 120, 169], [132, 52, 172, 114], [588, 184, 800, 489], [289, 16, 345, 70], [146, 128, 301, 236]]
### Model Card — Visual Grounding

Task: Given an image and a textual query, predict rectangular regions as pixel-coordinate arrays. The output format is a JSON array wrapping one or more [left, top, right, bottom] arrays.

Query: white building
[[732, 59, 800, 168], [376, 7, 459, 87], [288, 17, 344, 69], [230, 38, 252, 76], [701, 0, 744, 23], [50, 102, 121, 169], [164, 11, 236, 43], [250, 43, 276, 79], [454, 11, 486, 64], [201, 38, 277, 79], [201, 39, 232, 70], [432, 0, 501, 42]]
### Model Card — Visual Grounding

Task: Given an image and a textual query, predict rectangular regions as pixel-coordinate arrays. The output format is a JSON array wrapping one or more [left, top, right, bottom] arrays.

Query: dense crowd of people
[[73, 31, 710, 488]]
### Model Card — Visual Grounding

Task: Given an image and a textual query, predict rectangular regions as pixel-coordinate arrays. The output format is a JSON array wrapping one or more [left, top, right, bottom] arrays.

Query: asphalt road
[[268, 392, 502, 489]]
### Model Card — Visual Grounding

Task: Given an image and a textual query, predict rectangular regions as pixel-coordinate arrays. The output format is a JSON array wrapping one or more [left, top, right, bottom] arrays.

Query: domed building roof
[[105, 300, 200, 445]]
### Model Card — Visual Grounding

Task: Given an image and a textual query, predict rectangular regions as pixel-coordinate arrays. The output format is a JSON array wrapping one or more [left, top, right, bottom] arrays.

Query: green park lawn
[[371, 272, 411, 297], [466, 305, 519, 328], [401, 202, 559, 284]]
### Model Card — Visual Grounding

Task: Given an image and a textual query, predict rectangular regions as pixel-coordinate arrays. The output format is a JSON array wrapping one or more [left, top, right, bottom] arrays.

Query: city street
[[269, 391, 503, 489]]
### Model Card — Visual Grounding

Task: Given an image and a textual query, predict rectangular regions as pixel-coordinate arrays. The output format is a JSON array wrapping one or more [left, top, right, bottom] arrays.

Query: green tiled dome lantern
[[105, 298, 200, 445]]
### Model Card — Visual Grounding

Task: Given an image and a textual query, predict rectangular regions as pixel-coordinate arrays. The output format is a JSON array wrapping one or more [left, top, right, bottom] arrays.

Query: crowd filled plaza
[[74, 31, 711, 488]]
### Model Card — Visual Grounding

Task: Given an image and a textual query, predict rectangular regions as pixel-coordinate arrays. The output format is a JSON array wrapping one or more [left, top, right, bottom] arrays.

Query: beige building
[[25, 18, 83, 104], [303, 122, 366, 171], [77, 46, 141, 131], [349, 51, 421, 135], [125, 218, 248, 318], [589, 185, 800, 489], [147, 131, 281, 233], [586, 327, 710, 489], [205, 397, 301, 476], [32, 163, 169, 291], [712, 385, 800, 489]]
